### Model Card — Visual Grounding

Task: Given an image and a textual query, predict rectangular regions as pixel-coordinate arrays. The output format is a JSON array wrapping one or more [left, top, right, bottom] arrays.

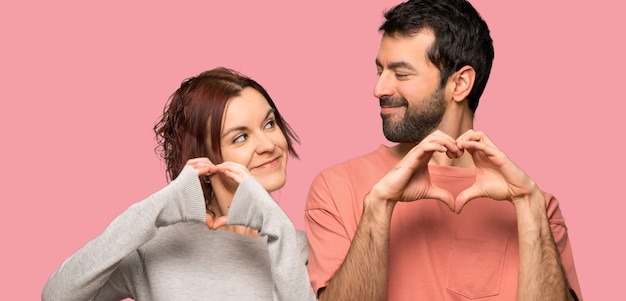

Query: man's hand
[[454, 130, 539, 213], [370, 130, 463, 211]]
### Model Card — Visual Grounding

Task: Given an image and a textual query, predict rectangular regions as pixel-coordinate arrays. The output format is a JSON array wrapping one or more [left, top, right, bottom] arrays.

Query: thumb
[[428, 187, 456, 212], [455, 185, 483, 213], [205, 214, 228, 230], [205, 213, 215, 229], [212, 216, 228, 230]]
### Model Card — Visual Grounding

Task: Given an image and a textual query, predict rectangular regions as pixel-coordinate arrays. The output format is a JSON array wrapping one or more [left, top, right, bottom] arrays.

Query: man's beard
[[381, 88, 446, 143]]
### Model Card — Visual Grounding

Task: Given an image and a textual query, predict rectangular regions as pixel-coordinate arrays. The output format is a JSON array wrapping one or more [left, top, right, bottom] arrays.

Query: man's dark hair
[[380, 0, 494, 113]]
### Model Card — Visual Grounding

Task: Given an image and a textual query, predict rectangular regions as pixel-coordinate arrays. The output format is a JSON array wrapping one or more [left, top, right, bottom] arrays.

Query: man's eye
[[396, 73, 409, 78]]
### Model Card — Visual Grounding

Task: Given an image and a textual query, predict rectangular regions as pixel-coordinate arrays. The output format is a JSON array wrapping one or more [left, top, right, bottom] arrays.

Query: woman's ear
[[451, 65, 475, 103]]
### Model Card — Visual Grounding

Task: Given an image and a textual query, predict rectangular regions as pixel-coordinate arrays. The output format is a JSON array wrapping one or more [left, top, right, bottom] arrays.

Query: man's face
[[374, 31, 447, 143]]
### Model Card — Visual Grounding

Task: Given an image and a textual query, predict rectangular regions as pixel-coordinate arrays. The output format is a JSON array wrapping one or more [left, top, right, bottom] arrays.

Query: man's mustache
[[379, 96, 408, 107]]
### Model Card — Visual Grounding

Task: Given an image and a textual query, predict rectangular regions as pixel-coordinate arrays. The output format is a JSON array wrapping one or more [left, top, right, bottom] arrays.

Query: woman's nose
[[256, 134, 277, 154]]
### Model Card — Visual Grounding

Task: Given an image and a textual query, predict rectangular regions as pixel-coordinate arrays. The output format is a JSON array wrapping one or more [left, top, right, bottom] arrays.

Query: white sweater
[[42, 165, 316, 301]]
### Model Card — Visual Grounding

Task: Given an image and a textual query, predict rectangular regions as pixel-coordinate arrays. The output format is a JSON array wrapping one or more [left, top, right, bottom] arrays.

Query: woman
[[42, 67, 316, 301]]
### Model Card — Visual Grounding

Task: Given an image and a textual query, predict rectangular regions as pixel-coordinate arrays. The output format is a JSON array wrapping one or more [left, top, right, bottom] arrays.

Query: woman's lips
[[253, 157, 280, 170]]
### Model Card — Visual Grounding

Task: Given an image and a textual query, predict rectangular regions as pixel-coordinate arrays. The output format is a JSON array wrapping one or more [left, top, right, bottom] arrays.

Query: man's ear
[[451, 65, 475, 103]]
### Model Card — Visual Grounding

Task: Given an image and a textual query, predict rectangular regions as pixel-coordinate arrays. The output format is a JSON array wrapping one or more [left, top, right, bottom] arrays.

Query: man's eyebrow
[[388, 61, 415, 71], [375, 59, 415, 71]]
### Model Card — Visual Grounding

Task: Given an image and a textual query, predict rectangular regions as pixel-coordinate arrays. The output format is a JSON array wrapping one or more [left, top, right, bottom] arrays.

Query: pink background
[[1, 0, 622, 299]]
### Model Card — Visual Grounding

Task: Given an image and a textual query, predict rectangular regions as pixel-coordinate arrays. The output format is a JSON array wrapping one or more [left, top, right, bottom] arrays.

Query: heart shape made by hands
[[206, 213, 228, 230]]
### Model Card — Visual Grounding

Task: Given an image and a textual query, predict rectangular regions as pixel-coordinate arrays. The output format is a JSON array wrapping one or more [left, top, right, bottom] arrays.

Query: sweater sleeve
[[42, 165, 207, 301], [227, 177, 317, 301]]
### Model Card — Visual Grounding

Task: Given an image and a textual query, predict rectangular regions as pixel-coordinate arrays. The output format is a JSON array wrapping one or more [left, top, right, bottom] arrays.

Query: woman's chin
[[258, 178, 286, 193]]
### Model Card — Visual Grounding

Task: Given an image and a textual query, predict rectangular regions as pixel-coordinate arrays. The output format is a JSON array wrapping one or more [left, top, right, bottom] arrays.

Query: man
[[305, 0, 582, 300]]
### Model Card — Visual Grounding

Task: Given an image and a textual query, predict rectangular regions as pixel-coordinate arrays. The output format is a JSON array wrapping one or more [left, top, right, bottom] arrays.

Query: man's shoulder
[[317, 145, 394, 178], [307, 146, 394, 208]]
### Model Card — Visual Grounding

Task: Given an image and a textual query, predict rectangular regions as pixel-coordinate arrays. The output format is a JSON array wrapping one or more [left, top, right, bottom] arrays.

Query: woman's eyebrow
[[221, 108, 275, 138]]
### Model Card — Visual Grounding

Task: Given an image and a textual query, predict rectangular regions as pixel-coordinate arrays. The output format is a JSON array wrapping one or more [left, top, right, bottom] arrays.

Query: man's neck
[[389, 114, 475, 167], [390, 142, 475, 168]]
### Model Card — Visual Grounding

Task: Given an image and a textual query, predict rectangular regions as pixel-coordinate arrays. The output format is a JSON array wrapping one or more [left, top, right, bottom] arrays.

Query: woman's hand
[[185, 158, 251, 184], [185, 158, 253, 230], [185, 157, 216, 176], [210, 161, 252, 184]]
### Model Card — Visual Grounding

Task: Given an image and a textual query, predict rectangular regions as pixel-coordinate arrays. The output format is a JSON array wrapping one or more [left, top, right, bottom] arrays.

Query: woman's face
[[218, 87, 289, 192]]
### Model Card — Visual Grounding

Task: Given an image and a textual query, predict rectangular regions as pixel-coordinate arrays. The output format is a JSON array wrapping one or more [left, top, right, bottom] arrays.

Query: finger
[[456, 130, 479, 147], [404, 138, 459, 168], [403, 145, 438, 168], [223, 169, 244, 183], [457, 128, 476, 139], [215, 161, 248, 172], [430, 131, 463, 157], [212, 216, 228, 229], [460, 140, 505, 165], [456, 130, 498, 157], [459, 140, 494, 154], [457, 130, 497, 149], [206, 214, 228, 230], [205, 213, 215, 229], [455, 185, 484, 213], [213, 163, 251, 184], [446, 148, 464, 159], [476, 131, 495, 146], [186, 157, 214, 165], [186, 158, 216, 176]]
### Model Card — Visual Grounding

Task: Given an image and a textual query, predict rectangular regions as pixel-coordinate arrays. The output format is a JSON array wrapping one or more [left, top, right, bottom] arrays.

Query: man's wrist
[[363, 192, 396, 218]]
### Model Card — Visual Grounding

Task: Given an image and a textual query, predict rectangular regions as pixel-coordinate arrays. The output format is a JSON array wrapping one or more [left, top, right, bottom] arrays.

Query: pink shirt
[[305, 145, 581, 300]]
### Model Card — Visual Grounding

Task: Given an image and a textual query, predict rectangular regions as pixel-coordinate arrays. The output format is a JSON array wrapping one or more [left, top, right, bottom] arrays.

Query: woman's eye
[[233, 134, 247, 144], [264, 119, 275, 129]]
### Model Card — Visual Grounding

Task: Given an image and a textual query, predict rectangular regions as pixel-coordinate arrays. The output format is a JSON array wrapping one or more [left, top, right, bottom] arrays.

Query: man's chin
[[382, 130, 402, 143], [382, 121, 402, 142]]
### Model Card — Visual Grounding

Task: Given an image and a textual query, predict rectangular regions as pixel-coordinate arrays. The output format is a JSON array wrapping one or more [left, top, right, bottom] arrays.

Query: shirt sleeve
[[304, 172, 354, 296], [227, 176, 317, 301], [42, 165, 207, 301], [545, 192, 583, 300]]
